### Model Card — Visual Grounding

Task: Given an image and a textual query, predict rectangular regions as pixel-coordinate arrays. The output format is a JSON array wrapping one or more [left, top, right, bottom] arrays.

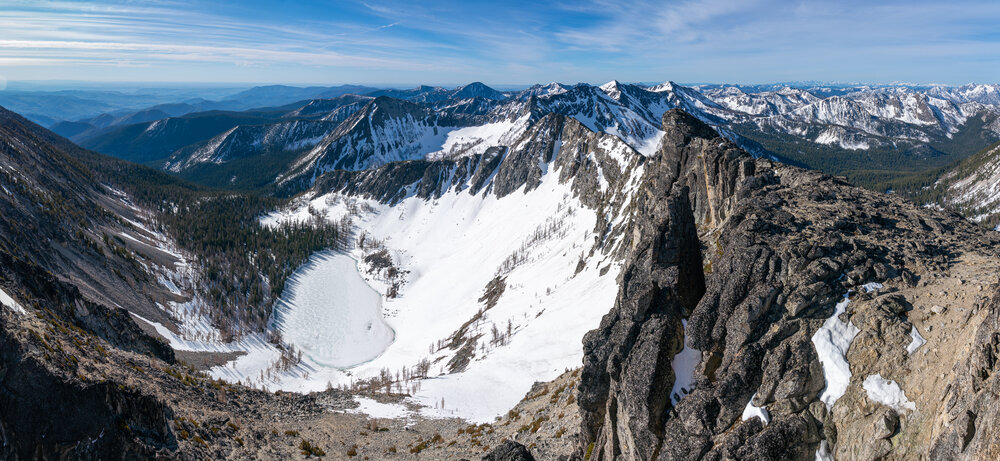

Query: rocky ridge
[[578, 109, 1000, 460]]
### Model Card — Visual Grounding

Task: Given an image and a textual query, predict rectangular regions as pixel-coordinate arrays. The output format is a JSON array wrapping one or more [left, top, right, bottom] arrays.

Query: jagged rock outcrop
[[0, 311, 177, 459], [482, 440, 537, 461], [578, 109, 1000, 460], [307, 112, 639, 213]]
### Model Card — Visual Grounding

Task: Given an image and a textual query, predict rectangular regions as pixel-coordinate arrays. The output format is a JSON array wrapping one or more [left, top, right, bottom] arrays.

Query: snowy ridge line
[[152, 80, 1000, 198]]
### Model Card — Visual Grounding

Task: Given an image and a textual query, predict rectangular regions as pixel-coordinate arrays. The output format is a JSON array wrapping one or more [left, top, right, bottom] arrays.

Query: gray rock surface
[[483, 440, 537, 461], [578, 109, 1000, 460]]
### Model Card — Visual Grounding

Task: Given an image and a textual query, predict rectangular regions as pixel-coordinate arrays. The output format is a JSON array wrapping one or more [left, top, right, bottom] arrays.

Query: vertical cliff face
[[578, 187, 703, 461], [578, 109, 1000, 460], [579, 109, 770, 460]]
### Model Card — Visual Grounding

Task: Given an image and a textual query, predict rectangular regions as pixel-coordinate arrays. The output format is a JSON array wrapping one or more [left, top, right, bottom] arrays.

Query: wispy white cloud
[[0, 1, 445, 73], [0, 0, 998, 84], [543, 0, 1000, 83]]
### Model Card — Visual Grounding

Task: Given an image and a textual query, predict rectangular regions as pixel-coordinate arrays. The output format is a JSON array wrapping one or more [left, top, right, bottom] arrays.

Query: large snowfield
[[193, 170, 622, 422]]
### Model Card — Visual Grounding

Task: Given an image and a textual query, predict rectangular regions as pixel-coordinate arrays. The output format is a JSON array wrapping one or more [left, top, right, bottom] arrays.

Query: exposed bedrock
[[578, 109, 1000, 460]]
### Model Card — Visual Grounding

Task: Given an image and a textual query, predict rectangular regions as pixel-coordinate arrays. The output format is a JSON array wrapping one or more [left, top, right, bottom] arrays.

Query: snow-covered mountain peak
[[599, 80, 623, 97], [539, 82, 568, 96], [776, 86, 804, 96], [648, 81, 677, 93]]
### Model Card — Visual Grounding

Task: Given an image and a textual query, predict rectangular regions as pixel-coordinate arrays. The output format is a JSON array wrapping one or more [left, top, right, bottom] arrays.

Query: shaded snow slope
[[426, 115, 531, 160]]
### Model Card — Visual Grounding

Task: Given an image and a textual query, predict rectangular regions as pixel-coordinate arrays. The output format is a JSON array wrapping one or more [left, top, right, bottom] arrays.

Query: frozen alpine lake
[[271, 251, 394, 368]]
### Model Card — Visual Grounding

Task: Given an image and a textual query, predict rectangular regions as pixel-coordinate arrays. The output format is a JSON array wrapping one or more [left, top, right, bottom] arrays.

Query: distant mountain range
[[0, 84, 380, 128], [45, 81, 1000, 198]]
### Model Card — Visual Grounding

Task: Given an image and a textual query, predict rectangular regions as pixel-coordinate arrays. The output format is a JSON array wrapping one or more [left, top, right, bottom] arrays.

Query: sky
[[1, 0, 999, 87]]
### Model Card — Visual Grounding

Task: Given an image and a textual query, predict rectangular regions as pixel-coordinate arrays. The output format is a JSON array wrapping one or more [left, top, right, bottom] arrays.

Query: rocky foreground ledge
[[4, 110, 1000, 460]]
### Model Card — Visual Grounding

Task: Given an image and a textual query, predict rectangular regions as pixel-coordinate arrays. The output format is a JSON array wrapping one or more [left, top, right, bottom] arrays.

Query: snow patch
[[741, 392, 770, 425], [906, 326, 927, 354], [811, 292, 859, 408], [158, 274, 183, 297], [670, 320, 701, 405], [863, 374, 916, 412], [346, 397, 413, 420], [0, 286, 25, 315], [815, 440, 834, 461], [862, 282, 883, 293]]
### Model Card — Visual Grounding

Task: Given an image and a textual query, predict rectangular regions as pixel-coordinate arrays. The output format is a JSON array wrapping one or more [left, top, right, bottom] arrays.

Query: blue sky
[[1, 0, 999, 87]]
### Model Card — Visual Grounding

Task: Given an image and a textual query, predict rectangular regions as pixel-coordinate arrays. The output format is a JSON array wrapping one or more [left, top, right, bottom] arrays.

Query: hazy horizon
[[4, 79, 999, 94]]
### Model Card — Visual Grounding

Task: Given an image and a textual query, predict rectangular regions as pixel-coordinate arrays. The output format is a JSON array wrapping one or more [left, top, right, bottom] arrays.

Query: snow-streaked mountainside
[[67, 80, 1000, 197], [141, 111, 645, 422], [167, 80, 742, 192], [701, 84, 1000, 150], [931, 140, 1000, 227], [166, 119, 338, 172]]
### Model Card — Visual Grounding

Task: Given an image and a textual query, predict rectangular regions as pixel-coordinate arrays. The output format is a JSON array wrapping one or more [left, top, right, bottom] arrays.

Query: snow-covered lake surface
[[270, 251, 394, 369]]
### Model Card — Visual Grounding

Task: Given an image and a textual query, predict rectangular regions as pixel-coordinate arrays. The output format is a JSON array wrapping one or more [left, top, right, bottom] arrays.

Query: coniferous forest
[[79, 148, 349, 338]]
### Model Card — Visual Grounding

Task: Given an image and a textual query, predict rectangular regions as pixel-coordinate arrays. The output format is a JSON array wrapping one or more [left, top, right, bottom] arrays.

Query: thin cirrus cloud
[[0, 0, 998, 85]]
